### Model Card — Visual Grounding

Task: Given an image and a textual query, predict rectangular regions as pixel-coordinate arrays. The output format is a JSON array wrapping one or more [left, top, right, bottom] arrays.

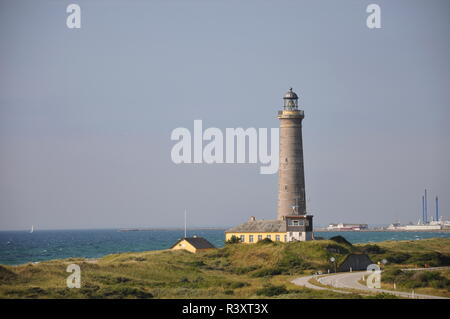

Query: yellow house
[[225, 216, 314, 243], [170, 236, 215, 253]]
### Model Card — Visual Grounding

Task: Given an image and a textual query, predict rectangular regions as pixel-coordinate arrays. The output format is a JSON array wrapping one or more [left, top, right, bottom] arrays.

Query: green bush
[[0, 266, 17, 283], [232, 266, 258, 274], [385, 252, 411, 264], [408, 253, 450, 267], [256, 284, 288, 296], [360, 244, 386, 254], [100, 287, 153, 299], [225, 236, 241, 244], [329, 236, 353, 246], [251, 267, 283, 277], [277, 254, 310, 272], [325, 243, 349, 255], [382, 269, 450, 290], [367, 293, 399, 299], [185, 260, 206, 267], [229, 281, 248, 289], [257, 238, 273, 244]]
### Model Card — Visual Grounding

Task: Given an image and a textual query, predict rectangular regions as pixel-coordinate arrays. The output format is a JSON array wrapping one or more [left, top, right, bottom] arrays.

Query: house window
[[267, 235, 271, 240], [249, 235, 254, 243], [276, 235, 280, 241], [290, 219, 305, 226], [284, 235, 287, 242], [240, 235, 245, 242], [258, 235, 263, 241]]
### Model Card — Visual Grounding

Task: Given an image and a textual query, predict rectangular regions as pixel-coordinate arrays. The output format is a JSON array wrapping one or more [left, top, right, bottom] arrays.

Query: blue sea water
[[1, 229, 450, 265]]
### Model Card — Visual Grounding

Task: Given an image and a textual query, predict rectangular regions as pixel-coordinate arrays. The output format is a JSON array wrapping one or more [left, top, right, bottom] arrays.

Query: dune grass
[[0, 238, 449, 299]]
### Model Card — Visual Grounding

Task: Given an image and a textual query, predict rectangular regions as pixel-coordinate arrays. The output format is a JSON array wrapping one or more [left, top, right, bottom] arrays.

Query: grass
[[0, 238, 449, 299], [379, 268, 450, 298], [357, 239, 450, 267]]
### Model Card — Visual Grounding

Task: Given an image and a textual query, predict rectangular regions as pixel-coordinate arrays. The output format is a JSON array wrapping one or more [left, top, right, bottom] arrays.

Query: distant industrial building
[[386, 191, 449, 231], [387, 221, 447, 231], [326, 223, 368, 231], [225, 88, 314, 243]]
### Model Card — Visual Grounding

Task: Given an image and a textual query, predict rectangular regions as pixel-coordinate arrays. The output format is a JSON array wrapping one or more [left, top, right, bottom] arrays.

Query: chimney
[[249, 216, 256, 222]]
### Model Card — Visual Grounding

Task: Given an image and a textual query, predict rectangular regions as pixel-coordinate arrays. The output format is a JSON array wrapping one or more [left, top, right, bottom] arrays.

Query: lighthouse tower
[[224, 88, 313, 243], [277, 88, 307, 219]]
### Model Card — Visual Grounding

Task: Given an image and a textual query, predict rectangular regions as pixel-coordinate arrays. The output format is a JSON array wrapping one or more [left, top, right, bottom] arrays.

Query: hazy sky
[[1, 0, 449, 230]]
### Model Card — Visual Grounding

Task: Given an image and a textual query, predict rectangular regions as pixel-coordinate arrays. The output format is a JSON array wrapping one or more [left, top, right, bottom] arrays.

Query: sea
[[1, 229, 450, 265]]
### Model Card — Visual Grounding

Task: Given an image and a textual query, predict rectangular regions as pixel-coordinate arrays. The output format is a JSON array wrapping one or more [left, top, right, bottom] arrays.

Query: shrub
[[101, 287, 153, 299], [232, 266, 258, 274], [408, 252, 450, 267], [251, 267, 283, 277], [257, 238, 273, 244], [329, 236, 352, 246], [360, 244, 385, 254], [186, 260, 206, 267], [277, 254, 310, 272], [385, 252, 410, 264], [325, 244, 349, 255], [226, 236, 241, 244], [0, 266, 17, 283], [367, 293, 399, 299], [230, 281, 248, 289], [382, 269, 450, 290], [256, 284, 288, 296]]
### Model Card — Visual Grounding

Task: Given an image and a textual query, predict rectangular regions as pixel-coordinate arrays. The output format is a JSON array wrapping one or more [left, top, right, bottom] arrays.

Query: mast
[[184, 208, 187, 238]]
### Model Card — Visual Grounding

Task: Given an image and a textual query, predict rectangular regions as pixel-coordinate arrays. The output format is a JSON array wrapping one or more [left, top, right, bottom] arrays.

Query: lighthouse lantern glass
[[284, 98, 298, 110]]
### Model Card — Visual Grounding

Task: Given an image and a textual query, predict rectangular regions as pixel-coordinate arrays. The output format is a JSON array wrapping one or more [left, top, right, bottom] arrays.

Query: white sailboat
[[30, 225, 34, 233]]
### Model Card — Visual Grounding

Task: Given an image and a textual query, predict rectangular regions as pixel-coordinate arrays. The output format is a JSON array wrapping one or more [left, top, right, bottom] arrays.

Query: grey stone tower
[[277, 88, 306, 220]]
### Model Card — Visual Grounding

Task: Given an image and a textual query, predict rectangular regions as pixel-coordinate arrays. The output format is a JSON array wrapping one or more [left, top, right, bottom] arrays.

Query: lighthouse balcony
[[278, 110, 304, 118]]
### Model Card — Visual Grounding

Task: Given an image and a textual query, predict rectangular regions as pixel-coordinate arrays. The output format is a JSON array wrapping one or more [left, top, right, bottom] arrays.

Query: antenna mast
[[184, 208, 187, 238]]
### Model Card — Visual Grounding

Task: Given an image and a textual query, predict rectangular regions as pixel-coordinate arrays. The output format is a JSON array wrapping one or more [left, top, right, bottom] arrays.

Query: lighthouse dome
[[283, 88, 298, 100]]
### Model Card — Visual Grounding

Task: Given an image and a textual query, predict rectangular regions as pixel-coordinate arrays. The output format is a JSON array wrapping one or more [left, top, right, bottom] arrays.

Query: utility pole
[[184, 208, 187, 238]]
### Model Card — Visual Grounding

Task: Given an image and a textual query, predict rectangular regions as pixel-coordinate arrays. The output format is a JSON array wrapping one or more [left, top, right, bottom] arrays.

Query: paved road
[[291, 274, 353, 295], [292, 271, 449, 299], [401, 266, 450, 272]]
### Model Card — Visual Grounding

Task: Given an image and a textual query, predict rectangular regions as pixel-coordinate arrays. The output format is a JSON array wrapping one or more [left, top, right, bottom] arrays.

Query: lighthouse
[[224, 88, 313, 243], [277, 88, 307, 219]]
